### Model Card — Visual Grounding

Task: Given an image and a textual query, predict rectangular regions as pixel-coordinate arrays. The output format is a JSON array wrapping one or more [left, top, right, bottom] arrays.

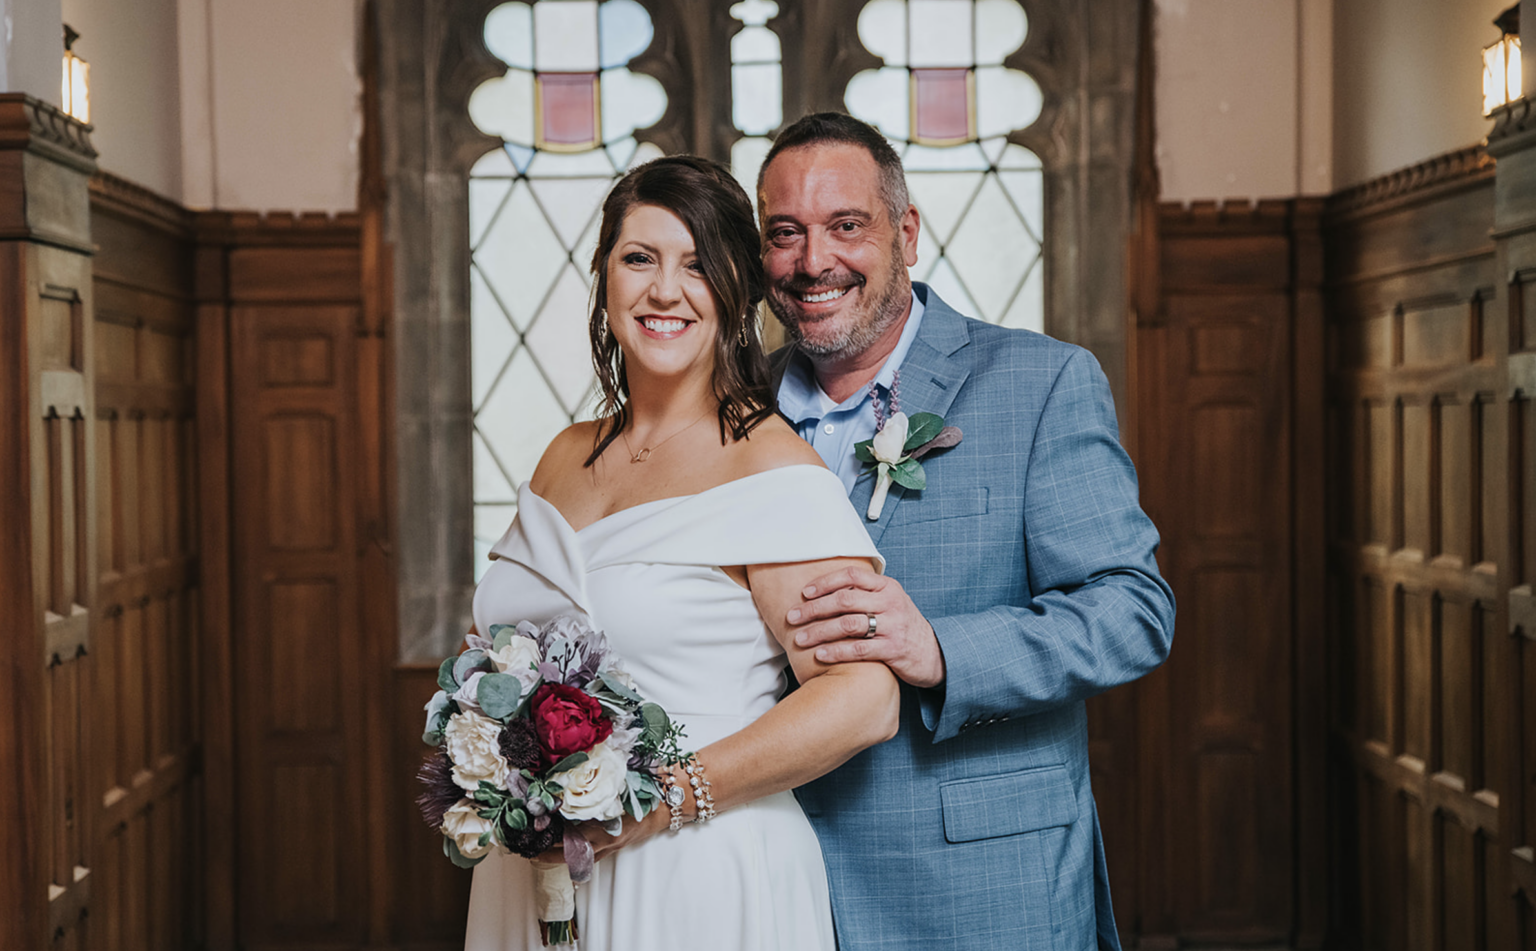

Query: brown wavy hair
[[584, 155, 774, 466]]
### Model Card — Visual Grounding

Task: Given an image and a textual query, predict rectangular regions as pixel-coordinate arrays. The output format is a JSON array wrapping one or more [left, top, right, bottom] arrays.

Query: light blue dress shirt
[[776, 291, 926, 493]]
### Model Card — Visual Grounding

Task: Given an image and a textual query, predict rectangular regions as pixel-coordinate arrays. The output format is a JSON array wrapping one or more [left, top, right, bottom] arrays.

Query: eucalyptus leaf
[[504, 807, 528, 831], [890, 458, 927, 490], [437, 656, 459, 692], [444, 837, 486, 869], [422, 730, 444, 747], [854, 440, 875, 463], [454, 649, 489, 685], [903, 413, 944, 451], [548, 751, 589, 775], [640, 702, 670, 742], [492, 626, 516, 652], [598, 670, 641, 702], [477, 672, 522, 721]]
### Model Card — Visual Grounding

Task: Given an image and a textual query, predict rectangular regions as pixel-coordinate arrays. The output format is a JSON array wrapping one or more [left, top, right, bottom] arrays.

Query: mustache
[[773, 272, 864, 295]]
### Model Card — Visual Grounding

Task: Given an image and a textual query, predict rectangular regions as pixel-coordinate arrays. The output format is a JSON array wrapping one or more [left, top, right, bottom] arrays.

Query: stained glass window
[[845, 0, 1046, 333], [467, 0, 666, 574], [728, 0, 782, 195]]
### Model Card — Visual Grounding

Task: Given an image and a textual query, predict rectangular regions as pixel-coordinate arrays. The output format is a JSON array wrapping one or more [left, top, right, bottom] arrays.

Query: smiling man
[[760, 112, 1176, 951]]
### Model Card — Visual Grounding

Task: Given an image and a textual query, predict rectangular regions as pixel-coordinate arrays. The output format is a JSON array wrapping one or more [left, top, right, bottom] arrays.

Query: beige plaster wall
[[2, 0, 67, 103], [1154, 0, 1333, 202], [61, 0, 184, 200], [182, 0, 361, 212], [1332, 0, 1509, 189]]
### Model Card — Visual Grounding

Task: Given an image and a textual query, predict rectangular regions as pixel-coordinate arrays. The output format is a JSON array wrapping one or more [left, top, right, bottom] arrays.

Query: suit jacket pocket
[[939, 764, 1076, 844], [896, 485, 989, 526]]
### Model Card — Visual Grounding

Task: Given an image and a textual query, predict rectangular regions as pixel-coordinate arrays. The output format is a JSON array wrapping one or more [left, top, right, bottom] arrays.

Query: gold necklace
[[619, 408, 712, 463]]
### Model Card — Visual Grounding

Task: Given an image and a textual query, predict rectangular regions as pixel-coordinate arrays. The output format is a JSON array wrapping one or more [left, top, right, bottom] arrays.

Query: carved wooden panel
[[1325, 149, 1520, 950], [226, 236, 367, 948], [87, 173, 202, 951]]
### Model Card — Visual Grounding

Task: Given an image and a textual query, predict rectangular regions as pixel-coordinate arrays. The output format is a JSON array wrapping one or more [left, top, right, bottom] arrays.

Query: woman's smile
[[636, 315, 694, 338]]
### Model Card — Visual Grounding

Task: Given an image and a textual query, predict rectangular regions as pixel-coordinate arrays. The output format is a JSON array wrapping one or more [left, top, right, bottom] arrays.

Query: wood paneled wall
[[88, 174, 203, 951], [1, 94, 102, 951], [1323, 143, 1532, 951]]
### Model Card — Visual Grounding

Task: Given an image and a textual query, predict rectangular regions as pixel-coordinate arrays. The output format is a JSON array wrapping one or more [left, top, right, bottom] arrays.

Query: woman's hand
[[533, 805, 672, 866], [584, 804, 672, 861]]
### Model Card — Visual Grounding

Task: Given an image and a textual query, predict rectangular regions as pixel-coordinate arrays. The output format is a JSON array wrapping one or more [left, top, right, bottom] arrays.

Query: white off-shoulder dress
[[464, 464, 882, 951]]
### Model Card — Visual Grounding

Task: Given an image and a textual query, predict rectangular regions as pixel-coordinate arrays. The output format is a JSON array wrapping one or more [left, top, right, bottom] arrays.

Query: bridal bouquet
[[416, 615, 685, 946]]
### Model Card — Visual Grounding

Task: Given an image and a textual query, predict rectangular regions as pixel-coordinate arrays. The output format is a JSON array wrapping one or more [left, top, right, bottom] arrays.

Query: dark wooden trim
[[89, 172, 195, 238], [1325, 146, 1496, 224], [195, 239, 238, 951], [0, 241, 48, 951]]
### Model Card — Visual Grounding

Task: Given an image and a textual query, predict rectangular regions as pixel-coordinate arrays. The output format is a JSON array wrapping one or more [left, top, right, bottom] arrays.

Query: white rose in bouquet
[[440, 799, 496, 859], [489, 634, 543, 694], [551, 741, 627, 822], [444, 710, 512, 792]]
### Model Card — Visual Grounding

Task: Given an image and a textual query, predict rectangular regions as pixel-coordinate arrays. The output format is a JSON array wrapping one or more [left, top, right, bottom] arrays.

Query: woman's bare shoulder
[[529, 421, 603, 493], [728, 415, 825, 477]]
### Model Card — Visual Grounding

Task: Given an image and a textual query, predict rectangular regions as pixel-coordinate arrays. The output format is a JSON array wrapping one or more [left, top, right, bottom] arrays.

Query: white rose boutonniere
[[855, 410, 964, 520], [550, 741, 628, 822], [443, 710, 513, 792]]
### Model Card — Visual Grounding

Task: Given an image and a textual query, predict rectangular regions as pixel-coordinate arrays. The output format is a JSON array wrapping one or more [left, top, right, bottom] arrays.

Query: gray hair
[[757, 112, 910, 226]]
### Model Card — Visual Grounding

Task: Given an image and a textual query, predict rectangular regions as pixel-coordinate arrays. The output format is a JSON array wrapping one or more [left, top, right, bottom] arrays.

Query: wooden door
[[220, 223, 372, 949]]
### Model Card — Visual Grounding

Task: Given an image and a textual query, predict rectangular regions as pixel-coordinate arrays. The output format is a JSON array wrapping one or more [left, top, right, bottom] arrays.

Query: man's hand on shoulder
[[786, 566, 946, 688]]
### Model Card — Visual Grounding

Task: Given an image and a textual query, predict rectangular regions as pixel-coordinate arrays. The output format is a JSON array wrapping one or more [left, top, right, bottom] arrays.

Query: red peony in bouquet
[[417, 614, 685, 946]]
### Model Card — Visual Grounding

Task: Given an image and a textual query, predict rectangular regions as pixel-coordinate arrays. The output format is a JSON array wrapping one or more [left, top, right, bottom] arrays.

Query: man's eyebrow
[[828, 209, 874, 222]]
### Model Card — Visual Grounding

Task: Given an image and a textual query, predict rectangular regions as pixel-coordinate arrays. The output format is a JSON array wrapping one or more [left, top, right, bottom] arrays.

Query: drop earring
[[738, 314, 751, 348], [600, 308, 610, 346]]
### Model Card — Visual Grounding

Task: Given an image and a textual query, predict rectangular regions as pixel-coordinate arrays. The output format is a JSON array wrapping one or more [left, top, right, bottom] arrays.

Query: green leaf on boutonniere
[[548, 751, 589, 775], [903, 413, 943, 451], [889, 458, 927, 491], [437, 655, 459, 692], [854, 439, 876, 463], [476, 672, 522, 721]]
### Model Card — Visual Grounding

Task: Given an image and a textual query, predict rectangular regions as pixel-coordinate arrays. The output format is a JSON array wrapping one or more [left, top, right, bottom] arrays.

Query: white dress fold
[[465, 464, 881, 951]]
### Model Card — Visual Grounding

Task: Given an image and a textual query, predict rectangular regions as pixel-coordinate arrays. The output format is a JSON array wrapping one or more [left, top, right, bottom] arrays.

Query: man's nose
[[800, 227, 834, 277]]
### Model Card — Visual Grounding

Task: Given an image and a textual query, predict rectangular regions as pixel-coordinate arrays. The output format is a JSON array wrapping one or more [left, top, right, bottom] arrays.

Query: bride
[[465, 155, 899, 950]]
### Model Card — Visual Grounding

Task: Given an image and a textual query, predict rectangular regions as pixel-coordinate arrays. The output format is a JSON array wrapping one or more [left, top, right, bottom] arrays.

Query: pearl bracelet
[[683, 756, 716, 823]]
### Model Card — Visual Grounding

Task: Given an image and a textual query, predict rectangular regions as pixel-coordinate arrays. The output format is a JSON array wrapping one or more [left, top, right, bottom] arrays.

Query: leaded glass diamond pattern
[[846, 0, 1045, 333], [468, 0, 666, 574]]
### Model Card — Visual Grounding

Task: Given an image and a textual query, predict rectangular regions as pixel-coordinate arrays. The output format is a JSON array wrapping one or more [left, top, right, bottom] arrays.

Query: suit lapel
[[855, 287, 972, 549]]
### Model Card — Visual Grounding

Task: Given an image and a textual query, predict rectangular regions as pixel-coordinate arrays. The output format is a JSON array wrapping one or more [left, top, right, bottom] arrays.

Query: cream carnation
[[551, 741, 627, 822], [444, 710, 512, 792], [440, 798, 496, 859]]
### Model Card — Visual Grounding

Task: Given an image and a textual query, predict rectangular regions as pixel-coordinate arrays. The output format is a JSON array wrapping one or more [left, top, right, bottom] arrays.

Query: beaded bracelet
[[683, 755, 716, 823]]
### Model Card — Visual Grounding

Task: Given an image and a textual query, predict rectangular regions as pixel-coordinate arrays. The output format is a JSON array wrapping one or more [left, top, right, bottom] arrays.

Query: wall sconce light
[[61, 25, 90, 124], [1483, 5, 1522, 116]]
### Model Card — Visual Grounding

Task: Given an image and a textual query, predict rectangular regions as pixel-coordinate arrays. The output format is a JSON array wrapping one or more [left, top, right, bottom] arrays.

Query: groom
[[761, 113, 1175, 950]]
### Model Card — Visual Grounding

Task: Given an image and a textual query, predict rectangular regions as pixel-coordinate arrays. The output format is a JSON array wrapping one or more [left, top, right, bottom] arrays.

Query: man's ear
[[900, 204, 921, 267]]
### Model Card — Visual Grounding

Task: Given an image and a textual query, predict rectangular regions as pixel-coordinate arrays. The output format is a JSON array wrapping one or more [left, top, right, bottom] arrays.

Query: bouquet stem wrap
[[530, 857, 577, 946]]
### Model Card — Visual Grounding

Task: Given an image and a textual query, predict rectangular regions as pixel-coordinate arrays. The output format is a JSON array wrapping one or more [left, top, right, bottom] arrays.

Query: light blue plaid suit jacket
[[776, 285, 1175, 951]]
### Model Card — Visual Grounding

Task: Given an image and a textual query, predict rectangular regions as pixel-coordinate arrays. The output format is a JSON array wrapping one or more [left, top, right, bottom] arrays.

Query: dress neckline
[[522, 463, 830, 536]]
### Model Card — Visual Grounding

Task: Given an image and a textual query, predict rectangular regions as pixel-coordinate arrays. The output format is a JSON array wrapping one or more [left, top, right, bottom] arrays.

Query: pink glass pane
[[912, 68, 971, 143], [539, 73, 598, 147]]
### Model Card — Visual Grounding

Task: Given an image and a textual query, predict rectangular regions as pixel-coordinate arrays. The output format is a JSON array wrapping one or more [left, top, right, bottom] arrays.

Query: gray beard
[[768, 250, 909, 359]]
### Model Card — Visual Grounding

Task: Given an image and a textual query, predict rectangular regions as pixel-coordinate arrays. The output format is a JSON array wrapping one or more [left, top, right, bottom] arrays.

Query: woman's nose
[[648, 266, 682, 304]]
